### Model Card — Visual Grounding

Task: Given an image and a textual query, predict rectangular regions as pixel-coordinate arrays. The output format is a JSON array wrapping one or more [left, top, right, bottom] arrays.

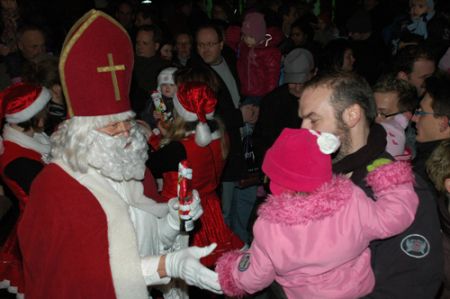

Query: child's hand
[[157, 121, 168, 136]]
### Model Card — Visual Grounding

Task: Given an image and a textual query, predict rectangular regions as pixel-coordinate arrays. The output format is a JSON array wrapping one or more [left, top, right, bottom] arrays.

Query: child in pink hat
[[216, 128, 419, 299]]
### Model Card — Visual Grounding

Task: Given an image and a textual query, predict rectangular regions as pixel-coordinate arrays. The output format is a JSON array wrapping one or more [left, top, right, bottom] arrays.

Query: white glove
[[165, 243, 222, 294], [167, 189, 203, 231]]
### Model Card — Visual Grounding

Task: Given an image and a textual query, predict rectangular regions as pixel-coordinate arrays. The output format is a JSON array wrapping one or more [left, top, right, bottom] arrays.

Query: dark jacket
[[190, 54, 245, 181], [252, 84, 301, 166], [130, 55, 170, 115], [413, 140, 442, 186], [333, 124, 443, 299]]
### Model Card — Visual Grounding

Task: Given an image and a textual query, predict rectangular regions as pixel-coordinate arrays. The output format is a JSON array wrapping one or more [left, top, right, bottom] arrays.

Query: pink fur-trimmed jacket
[[216, 162, 418, 299]]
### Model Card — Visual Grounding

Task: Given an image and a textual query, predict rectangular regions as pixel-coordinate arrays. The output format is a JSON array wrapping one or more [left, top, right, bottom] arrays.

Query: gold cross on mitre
[[96, 53, 125, 101]]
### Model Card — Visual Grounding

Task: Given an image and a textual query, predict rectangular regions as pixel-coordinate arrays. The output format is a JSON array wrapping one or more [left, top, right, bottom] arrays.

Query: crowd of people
[[0, 0, 449, 298]]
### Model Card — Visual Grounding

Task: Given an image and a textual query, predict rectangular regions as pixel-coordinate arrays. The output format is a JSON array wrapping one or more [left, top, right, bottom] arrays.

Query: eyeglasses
[[413, 108, 438, 117], [377, 111, 407, 119], [197, 41, 220, 49]]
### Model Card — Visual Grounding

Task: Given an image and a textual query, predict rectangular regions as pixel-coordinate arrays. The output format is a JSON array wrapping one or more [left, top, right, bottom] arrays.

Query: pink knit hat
[[241, 12, 266, 43], [262, 128, 340, 195]]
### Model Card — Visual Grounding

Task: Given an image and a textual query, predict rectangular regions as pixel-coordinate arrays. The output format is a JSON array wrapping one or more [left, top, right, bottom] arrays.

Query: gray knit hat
[[283, 48, 314, 84]]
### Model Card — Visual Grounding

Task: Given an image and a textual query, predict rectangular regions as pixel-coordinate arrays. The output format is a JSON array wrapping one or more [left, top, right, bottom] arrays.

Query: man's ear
[[439, 116, 450, 132], [445, 178, 450, 194], [403, 111, 413, 120], [155, 42, 160, 51], [342, 104, 362, 128], [397, 71, 408, 81], [17, 39, 23, 52]]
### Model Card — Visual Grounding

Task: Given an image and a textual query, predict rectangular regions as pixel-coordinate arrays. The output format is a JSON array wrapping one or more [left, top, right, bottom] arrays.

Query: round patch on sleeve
[[400, 234, 430, 258], [238, 253, 251, 272]]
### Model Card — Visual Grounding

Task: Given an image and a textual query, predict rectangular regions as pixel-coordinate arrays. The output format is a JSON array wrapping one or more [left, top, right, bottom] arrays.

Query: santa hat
[[173, 82, 217, 147], [157, 67, 177, 89], [1, 82, 51, 124], [262, 128, 340, 195]]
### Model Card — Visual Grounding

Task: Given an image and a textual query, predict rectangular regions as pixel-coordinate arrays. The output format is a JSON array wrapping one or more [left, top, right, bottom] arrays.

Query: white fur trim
[[173, 94, 214, 122], [195, 122, 212, 147], [157, 67, 177, 87], [0, 279, 24, 299], [54, 160, 149, 299], [3, 124, 51, 157], [6, 87, 51, 124], [71, 111, 135, 130]]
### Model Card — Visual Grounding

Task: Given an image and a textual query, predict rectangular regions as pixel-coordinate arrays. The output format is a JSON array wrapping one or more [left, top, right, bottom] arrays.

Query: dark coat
[[252, 84, 301, 166], [334, 124, 443, 299]]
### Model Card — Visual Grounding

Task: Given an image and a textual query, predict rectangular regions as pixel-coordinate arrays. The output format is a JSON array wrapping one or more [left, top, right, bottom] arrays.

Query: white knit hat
[[157, 67, 177, 90]]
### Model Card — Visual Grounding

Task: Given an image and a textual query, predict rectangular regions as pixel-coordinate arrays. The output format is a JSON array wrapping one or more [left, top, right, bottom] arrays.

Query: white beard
[[86, 125, 148, 181]]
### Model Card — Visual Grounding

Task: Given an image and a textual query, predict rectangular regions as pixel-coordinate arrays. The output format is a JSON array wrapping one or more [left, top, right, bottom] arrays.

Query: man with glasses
[[412, 73, 450, 184], [194, 24, 259, 243], [373, 75, 418, 159]]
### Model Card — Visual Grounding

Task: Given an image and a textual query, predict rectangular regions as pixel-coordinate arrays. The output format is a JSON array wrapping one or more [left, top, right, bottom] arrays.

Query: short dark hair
[[304, 71, 377, 124], [373, 74, 418, 112], [290, 19, 314, 42], [425, 73, 450, 118], [136, 5, 158, 23], [23, 55, 60, 88], [195, 23, 224, 43], [17, 24, 45, 41], [136, 24, 163, 44], [393, 45, 435, 75], [319, 38, 353, 72], [175, 32, 193, 44]]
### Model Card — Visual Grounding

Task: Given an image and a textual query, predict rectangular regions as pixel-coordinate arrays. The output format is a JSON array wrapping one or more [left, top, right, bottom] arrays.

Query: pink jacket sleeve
[[357, 161, 419, 240], [215, 226, 276, 297]]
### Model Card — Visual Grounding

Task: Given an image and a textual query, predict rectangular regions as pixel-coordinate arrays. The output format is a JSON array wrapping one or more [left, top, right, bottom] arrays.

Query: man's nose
[[117, 121, 131, 136]]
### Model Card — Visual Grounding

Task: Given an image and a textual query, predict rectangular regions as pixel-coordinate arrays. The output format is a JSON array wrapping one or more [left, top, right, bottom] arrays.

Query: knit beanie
[[157, 67, 177, 91], [241, 12, 266, 44], [262, 128, 340, 195]]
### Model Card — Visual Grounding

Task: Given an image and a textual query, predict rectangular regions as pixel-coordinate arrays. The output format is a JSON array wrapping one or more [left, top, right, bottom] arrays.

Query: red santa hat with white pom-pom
[[2, 82, 51, 124], [173, 81, 217, 146]]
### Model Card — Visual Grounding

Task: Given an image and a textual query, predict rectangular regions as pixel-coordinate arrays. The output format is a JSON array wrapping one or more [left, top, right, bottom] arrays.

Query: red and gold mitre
[[59, 10, 133, 117]]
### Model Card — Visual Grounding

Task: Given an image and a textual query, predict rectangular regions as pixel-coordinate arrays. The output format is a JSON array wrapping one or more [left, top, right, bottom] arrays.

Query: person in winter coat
[[216, 128, 418, 299], [147, 82, 243, 268], [0, 82, 51, 298], [227, 12, 282, 103]]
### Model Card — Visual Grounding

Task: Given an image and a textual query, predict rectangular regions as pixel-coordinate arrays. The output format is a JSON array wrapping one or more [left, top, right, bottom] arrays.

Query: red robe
[[18, 162, 162, 299], [154, 134, 243, 267], [0, 140, 43, 296]]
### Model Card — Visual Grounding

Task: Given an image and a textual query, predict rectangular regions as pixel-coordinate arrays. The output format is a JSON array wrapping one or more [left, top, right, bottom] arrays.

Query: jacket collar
[[258, 176, 354, 225]]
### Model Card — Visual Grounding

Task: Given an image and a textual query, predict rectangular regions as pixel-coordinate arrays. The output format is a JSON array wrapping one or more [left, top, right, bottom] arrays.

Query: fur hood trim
[[258, 176, 354, 225]]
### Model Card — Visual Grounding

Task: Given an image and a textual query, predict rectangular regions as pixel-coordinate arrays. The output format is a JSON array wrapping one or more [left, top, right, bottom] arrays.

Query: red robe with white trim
[[18, 162, 167, 299], [149, 134, 243, 267], [0, 140, 44, 296]]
